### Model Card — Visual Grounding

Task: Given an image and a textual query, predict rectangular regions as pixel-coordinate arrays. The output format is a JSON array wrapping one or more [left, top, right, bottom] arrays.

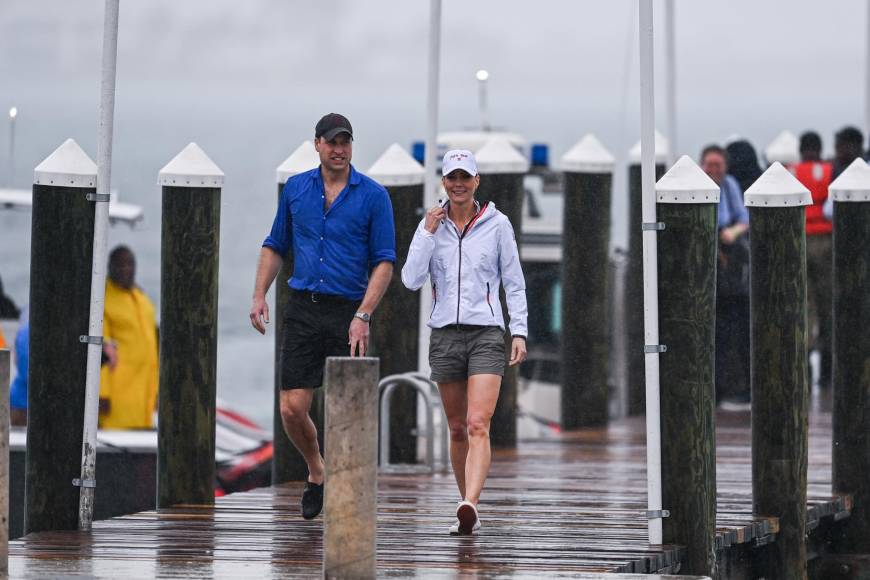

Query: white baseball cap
[[442, 149, 478, 177]]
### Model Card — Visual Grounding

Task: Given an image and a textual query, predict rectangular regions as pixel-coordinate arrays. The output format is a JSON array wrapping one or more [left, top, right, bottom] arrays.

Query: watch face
[[356, 312, 370, 322]]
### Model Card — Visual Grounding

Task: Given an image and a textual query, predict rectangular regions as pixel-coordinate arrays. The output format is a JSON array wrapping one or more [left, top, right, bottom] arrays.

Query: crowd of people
[[704, 125, 861, 407]]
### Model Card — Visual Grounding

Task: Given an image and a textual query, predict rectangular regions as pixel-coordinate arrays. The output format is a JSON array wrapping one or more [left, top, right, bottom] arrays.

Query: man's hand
[[424, 205, 446, 234], [103, 342, 118, 370], [720, 226, 738, 245], [348, 317, 370, 357], [508, 336, 527, 366], [250, 295, 270, 334]]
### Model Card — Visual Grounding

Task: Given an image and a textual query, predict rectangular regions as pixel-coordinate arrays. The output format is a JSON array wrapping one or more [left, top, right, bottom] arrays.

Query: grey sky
[[2, 0, 866, 164]]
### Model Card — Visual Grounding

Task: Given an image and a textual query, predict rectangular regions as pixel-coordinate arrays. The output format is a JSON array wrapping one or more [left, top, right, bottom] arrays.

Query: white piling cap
[[367, 143, 424, 187], [277, 141, 320, 184], [655, 155, 720, 204], [829, 157, 870, 202], [764, 130, 800, 165], [629, 131, 669, 164], [158, 143, 224, 188], [475, 136, 530, 174], [33, 138, 97, 188], [744, 162, 812, 208], [559, 134, 615, 174]]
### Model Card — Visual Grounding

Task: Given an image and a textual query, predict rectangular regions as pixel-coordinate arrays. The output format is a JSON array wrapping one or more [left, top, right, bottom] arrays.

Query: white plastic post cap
[[629, 131, 669, 164], [158, 143, 224, 188], [828, 157, 870, 202], [560, 134, 615, 174], [744, 162, 812, 208], [277, 141, 320, 184], [764, 130, 800, 165], [655, 155, 720, 204], [33, 138, 97, 188], [368, 143, 425, 187], [475, 137, 530, 174]]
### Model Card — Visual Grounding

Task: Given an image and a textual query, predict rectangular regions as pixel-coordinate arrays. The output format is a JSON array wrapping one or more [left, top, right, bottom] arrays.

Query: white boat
[[0, 187, 144, 227]]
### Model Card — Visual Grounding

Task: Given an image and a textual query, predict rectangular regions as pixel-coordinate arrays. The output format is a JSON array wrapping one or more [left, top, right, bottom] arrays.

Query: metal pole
[[477, 69, 490, 132], [78, 0, 119, 531], [639, 0, 664, 545], [419, 0, 442, 374], [7, 108, 16, 187], [664, 0, 677, 163]]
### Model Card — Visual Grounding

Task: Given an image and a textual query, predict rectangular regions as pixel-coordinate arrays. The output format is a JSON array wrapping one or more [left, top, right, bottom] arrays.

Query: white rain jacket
[[401, 201, 528, 338]]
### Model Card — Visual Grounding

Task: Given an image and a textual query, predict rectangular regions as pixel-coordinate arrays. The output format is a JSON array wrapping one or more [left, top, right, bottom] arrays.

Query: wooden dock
[[8, 391, 846, 579]]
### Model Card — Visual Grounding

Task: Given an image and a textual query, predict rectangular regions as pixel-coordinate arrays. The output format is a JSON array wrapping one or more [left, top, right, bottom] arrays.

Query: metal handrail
[[378, 373, 448, 473]]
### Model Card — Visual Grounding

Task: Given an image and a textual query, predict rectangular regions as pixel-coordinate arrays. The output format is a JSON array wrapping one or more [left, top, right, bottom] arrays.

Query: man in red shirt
[[790, 131, 832, 387]]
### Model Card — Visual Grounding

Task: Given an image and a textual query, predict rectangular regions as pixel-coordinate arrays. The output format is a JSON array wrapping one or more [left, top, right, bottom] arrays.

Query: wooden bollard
[[745, 163, 812, 579], [323, 356, 379, 580], [559, 135, 614, 428], [626, 132, 668, 416], [157, 143, 223, 508], [475, 137, 529, 449], [655, 156, 719, 576], [25, 139, 96, 533], [829, 158, 870, 551], [368, 144, 424, 464], [0, 349, 9, 574], [272, 141, 320, 484]]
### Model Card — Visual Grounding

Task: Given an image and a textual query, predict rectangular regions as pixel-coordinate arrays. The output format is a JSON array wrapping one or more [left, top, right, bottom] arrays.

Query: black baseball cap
[[315, 113, 354, 141]]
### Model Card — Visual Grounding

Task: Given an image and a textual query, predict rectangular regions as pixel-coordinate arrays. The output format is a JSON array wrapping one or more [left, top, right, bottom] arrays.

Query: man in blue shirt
[[250, 113, 396, 519]]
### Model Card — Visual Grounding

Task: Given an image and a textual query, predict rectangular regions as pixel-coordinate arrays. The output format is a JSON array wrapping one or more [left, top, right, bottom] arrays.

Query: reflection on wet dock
[[9, 395, 843, 579]]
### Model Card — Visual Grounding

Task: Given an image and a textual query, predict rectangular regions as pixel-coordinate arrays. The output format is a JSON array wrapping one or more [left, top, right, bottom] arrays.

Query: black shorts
[[281, 289, 361, 389]]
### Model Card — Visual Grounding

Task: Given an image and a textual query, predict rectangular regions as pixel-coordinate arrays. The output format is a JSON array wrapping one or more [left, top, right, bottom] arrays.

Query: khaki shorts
[[429, 324, 506, 383]]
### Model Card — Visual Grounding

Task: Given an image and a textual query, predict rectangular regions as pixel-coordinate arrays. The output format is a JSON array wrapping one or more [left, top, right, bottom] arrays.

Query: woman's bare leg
[[463, 373, 501, 505], [438, 380, 469, 498]]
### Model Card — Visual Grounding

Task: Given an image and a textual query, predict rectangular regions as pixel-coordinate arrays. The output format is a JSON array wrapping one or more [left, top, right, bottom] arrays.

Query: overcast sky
[[1, 0, 867, 166]]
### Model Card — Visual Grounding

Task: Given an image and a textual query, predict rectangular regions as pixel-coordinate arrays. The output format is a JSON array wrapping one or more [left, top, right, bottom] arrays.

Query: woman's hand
[[508, 336, 527, 366], [424, 205, 446, 234]]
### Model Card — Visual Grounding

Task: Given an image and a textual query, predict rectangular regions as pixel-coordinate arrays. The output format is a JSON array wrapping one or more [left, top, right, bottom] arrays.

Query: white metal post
[[7, 107, 16, 187], [865, 0, 870, 137], [419, 0, 442, 374], [639, 0, 664, 545], [78, 0, 120, 531], [664, 0, 677, 163], [477, 69, 490, 132]]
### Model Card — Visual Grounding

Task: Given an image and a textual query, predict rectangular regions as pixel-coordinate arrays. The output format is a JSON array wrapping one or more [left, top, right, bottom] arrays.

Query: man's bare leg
[[279, 388, 324, 484]]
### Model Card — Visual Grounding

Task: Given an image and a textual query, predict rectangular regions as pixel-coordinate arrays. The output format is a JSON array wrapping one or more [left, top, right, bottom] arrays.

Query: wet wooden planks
[[9, 398, 845, 578]]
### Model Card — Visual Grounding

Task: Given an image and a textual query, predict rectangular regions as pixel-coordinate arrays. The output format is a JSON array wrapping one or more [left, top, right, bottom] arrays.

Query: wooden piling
[[157, 143, 223, 508], [323, 356, 379, 580], [0, 349, 9, 574], [559, 135, 614, 428], [829, 159, 870, 552], [368, 144, 424, 464], [626, 133, 668, 416], [476, 137, 529, 449], [273, 141, 320, 484], [745, 163, 812, 579], [25, 139, 96, 533], [655, 156, 719, 576]]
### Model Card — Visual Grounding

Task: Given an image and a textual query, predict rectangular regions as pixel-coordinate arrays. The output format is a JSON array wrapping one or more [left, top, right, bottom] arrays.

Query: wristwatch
[[354, 312, 371, 323]]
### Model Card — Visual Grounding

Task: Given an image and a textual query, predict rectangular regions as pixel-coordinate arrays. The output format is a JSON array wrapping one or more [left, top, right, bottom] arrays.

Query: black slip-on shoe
[[301, 481, 324, 519]]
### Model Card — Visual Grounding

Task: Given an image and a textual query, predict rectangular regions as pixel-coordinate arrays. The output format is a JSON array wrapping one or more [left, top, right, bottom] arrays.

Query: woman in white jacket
[[402, 149, 528, 535]]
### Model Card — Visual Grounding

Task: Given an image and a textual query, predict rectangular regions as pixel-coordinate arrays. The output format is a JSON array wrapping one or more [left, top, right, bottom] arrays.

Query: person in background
[[99, 245, 159, 429], [702, 144, 751, 407], [725, 140, 763, 194], [0, 275, 21, 349], [790, 131, 833, 388], [9, 308, 28, 426], [832, 126, 864, 180]]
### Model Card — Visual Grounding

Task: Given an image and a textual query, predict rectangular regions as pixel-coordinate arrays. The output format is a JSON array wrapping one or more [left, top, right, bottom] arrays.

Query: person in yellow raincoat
[[99, 246, 159, 429]]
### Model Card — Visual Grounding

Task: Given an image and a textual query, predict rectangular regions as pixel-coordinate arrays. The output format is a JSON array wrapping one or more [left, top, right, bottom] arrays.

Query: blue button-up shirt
[[263, 165, 396, 301], [718, 174, 750, 229]]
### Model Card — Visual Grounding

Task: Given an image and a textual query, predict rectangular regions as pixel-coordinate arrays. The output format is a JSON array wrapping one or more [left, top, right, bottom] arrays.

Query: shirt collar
[[313, 164, 361, 187]]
